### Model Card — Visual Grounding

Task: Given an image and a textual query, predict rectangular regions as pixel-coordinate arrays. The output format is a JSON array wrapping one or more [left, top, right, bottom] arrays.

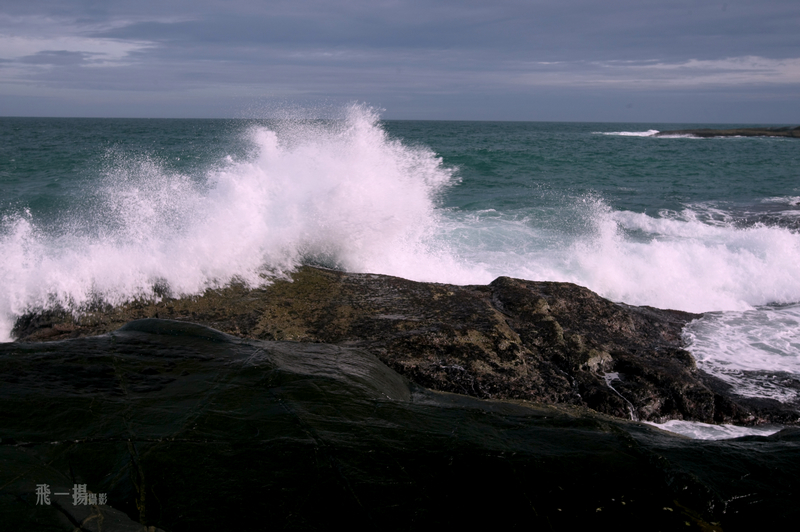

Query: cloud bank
[[1, 1, 798, 121]]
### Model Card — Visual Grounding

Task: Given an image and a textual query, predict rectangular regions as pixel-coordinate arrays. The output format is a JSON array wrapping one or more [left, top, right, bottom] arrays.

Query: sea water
[[2, 105, 798, 438]]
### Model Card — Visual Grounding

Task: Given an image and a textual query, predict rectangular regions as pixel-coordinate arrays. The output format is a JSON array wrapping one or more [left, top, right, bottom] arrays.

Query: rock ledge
[[12, 267, 798, 425]]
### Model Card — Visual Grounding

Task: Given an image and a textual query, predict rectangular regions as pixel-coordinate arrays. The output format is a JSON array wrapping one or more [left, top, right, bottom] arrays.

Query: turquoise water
[[1, 108, 799, 409], [5, 118, 797, 225], [385, 120, 800, 215]]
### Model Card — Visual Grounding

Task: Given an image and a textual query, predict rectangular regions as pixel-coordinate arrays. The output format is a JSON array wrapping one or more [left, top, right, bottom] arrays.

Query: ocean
[[2, 105, 799, 432]]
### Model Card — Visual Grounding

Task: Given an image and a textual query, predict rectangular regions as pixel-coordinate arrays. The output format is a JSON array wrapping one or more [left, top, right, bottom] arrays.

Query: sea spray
[[573, 205, 800, 312], [434, 197, 800, 312], [0, 106, 463, 341]]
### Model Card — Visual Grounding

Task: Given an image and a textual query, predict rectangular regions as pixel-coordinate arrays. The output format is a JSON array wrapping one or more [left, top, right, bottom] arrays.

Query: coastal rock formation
[[655, 126, 800, 138], [2, 319, 799, 530], [12, 267, 798, 425]]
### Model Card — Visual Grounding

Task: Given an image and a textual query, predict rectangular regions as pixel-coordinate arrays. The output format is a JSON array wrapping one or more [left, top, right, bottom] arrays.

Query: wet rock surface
[[2, 319, 799, 531], [12, 267, 798, 425]]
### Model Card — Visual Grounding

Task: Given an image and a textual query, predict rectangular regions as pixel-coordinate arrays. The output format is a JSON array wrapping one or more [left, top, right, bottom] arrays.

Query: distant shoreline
[[656, 126, 800, 138]]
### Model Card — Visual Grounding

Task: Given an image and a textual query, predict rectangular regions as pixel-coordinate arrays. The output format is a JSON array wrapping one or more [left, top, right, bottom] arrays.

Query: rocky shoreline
[[4, 268, 800, 530], [11, 266, 798, 426], [655, 126, 800, 138]]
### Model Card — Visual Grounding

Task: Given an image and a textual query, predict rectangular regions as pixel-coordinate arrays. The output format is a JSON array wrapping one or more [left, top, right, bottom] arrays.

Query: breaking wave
[[0, 105, 465, 340]]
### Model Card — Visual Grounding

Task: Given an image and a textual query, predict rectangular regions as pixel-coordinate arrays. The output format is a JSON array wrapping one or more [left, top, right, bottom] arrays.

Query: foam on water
[[599, 130, 659, 137], [436, 199, 800, 313], [761, 196, 800, 207], [0, 105, 468, 341], [599, 130, 704, 139], [8, 113, 797, 325], [684, 305, 800, 403], [645, 420, 784, 440]]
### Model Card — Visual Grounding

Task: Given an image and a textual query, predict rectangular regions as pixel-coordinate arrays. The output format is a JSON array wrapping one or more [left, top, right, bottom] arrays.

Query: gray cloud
[[73, 1, 799, 60], [19, 50, 93, 65], [1, 1, 798, 121]]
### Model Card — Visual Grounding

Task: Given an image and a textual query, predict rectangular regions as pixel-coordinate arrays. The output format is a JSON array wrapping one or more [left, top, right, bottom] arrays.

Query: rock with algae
[[2, 319, 799, 531], [12, 267, 798, 425]]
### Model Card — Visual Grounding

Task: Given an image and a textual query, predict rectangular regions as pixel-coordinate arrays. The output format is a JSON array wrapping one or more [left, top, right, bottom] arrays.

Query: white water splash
[[599, 130, 659, 137], [435, 198, 800, 313], [645, 420, 784, 440], [684, 306, 800, 403], [0, 105, 468, 341]]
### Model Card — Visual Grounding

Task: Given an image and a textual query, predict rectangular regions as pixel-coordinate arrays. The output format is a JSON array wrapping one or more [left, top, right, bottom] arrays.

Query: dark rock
[[655, 126, 800, 138], [2, 320, 799, 530], [10, 267, 798, 425]]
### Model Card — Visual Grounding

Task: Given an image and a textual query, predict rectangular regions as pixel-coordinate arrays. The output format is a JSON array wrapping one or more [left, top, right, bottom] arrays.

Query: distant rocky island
[[656, 126, 800, 138]]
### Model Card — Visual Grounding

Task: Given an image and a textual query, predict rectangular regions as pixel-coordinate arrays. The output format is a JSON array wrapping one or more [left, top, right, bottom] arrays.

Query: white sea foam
[[684, 306, 800, 402], [599, 130, 706, 139], [599, 130, 659, 137], [761, 195, 800, 206], [645, 420, 783, 440], [435, 199, 800, 313], [588, 208, 800, 312], [0, 105, 468, 341]]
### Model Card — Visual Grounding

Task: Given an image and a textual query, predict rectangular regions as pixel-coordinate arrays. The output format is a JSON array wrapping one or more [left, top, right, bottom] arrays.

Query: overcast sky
[[1, 1, 798, 122]]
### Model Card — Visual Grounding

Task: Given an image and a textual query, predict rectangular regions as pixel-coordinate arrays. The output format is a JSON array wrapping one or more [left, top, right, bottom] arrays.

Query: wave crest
[[0, 105, 461, 340]]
